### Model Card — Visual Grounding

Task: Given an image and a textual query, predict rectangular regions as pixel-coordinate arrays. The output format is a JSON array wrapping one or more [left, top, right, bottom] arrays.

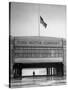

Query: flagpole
[[38, 4, 40, 37]]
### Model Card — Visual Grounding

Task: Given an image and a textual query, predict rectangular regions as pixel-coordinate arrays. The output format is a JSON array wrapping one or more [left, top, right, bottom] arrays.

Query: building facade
[[10, 36, 66, 79]]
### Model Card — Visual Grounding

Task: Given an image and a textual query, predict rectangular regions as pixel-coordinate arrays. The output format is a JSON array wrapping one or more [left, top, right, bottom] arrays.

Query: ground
[[10, 76, 66, 88]]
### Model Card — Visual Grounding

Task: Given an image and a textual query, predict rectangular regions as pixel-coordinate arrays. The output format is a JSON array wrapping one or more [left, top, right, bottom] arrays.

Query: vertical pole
[[38, 4, 40, 37]]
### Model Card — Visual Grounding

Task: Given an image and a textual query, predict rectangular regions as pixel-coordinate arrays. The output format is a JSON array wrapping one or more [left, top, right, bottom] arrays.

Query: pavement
[[10, 76, 66, 88]]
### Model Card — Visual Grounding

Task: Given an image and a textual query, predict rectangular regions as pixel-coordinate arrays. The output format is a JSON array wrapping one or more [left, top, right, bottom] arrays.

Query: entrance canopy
[[15, 57, 63, 63]]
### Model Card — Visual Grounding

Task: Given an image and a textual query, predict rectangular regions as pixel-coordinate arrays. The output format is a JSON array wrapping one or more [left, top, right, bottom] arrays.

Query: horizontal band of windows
[[14, 46, 63, 49], [15, 54, 63, 58], [14, 52, 63, 54]]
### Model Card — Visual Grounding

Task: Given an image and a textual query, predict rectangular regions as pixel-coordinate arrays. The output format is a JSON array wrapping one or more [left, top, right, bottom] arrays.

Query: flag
[[40, 16, 47, 28]]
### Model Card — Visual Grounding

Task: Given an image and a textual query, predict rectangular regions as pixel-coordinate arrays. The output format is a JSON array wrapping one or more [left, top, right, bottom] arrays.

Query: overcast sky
[[10, 2, 66, 38]]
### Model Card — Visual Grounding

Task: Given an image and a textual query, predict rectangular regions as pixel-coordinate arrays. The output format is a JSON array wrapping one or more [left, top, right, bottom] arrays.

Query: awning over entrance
[[15, 57, 63, 63]]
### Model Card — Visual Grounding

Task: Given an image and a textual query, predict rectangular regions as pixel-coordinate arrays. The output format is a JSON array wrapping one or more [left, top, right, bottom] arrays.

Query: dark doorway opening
[[13, 62, 64, 79]]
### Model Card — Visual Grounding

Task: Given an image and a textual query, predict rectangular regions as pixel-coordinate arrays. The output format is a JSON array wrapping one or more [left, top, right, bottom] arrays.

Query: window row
[[15, 53, 63, 58], [14, 49, 63, 54]]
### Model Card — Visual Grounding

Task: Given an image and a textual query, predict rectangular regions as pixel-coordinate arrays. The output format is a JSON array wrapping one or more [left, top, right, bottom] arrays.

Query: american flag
[[40, 16, 47, 28]]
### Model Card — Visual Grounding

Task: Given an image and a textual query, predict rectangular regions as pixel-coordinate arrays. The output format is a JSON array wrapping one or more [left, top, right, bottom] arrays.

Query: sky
[[10, 2, 66, 38]]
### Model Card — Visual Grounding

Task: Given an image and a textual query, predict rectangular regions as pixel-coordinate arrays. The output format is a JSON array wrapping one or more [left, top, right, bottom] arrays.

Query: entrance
[[13, 62, 64, 78], [22, 68, 47, 77]]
